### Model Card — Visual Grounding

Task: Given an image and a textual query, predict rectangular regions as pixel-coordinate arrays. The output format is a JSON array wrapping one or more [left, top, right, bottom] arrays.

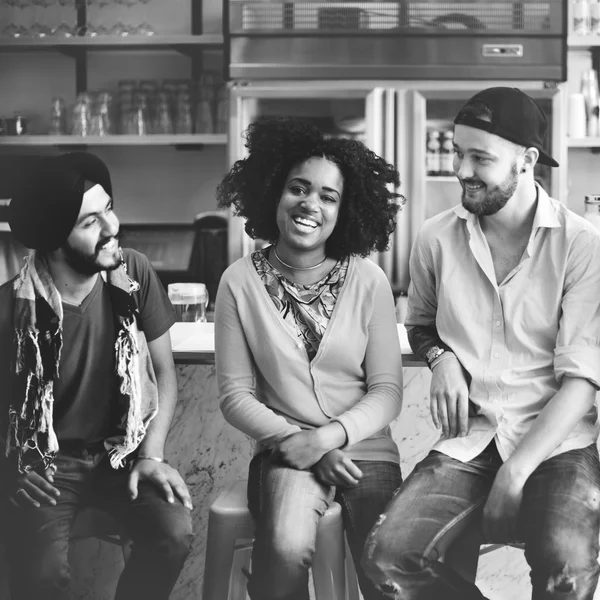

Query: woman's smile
[[276, 156, 343, 255]]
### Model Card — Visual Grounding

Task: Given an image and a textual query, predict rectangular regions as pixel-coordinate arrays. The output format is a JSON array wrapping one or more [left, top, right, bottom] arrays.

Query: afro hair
[[217, 117, 405, 260]]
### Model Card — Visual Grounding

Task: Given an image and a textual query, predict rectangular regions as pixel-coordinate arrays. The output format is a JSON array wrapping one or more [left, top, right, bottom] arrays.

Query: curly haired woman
[[215, 117, 405, 600]]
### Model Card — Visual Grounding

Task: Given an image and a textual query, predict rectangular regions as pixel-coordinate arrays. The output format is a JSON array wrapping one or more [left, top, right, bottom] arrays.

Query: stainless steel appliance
[[227, 0, 566, 81]]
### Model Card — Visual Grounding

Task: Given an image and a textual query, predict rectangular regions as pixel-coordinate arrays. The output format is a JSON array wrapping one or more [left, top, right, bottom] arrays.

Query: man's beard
[[461, 162, 519, 217], [62, 235, 121, 276]]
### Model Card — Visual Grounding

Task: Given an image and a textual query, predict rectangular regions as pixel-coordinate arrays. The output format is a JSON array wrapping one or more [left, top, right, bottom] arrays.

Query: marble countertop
[[169, 322, 423, 366]]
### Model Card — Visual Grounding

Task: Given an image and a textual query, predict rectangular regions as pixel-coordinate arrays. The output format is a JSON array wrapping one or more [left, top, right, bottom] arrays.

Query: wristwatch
[[425, 345, 446, 366]]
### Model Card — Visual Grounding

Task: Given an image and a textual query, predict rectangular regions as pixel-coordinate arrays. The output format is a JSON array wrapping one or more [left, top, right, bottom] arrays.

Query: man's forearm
[[503, 376, 596, 483], [138, 365, 178, 459], [407, 324, 451, 364]]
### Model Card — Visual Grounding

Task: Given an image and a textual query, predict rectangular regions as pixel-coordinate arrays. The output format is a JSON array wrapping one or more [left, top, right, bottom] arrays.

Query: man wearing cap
[[0, 152, 193, 600], [362, 87, 600, 599]]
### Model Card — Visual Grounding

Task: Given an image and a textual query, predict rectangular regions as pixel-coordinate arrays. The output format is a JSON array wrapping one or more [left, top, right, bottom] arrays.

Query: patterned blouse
[[252, 247, 349, 361]]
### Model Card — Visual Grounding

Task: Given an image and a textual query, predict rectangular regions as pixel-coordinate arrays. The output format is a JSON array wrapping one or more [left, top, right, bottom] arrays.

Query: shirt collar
[[453, 182, 561, 232]]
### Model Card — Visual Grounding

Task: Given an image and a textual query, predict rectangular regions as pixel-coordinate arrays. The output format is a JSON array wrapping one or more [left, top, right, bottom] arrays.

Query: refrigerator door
[[227, 81, 403, 282]]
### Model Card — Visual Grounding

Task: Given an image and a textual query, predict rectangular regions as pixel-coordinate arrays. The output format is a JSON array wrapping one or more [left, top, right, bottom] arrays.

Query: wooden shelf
[[0, 34, 223, 52], [568, 137, 600, 148], [0, 134, 227, 146], [567, 35, 600, 48]]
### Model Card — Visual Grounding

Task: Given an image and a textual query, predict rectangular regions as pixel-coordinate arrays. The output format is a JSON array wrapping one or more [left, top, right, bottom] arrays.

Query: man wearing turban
[[0, 152, 193, 600]]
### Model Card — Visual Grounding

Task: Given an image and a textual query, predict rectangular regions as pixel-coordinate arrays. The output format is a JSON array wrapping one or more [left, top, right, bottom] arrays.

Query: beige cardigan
[[215, 254, 403, 464]]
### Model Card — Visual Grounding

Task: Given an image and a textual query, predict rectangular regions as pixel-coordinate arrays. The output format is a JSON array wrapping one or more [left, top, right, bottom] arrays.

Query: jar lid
[[585, 195, 600, 204]]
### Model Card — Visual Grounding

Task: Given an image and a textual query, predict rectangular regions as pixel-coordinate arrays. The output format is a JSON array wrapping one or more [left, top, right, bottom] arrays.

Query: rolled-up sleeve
[[554, 228, 600, 388]]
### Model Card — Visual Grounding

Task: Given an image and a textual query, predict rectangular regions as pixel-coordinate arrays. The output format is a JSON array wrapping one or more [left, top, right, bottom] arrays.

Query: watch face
[[426, 346, 443, 362]]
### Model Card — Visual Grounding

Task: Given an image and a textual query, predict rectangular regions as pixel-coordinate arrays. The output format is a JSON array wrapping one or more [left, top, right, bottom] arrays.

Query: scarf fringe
[[110, 319, 147, 469], [8, 251, 157, 473]]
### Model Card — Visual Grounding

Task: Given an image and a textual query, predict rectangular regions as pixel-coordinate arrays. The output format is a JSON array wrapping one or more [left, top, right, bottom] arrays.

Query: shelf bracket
[[56, 46, 82, 60]]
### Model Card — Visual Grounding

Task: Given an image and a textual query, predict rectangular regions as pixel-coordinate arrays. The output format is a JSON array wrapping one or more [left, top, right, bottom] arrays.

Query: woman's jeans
[[246, 450, 403, 600], [2, 447, 193, 600], [362, 441, 600, 600]]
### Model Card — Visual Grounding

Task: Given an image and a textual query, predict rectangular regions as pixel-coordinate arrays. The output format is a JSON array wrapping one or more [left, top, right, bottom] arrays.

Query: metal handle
[[482, 44, 524, 58]]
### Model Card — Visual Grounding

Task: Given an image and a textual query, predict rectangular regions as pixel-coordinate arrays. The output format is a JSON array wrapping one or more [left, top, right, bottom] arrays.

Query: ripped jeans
[[362, 441, 600, 600], [246, 450, 402, 600]]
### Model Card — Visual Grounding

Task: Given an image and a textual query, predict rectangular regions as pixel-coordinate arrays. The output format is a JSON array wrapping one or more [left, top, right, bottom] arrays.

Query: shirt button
[[495, 320, 501, 327], [493, 352, 500, 359]]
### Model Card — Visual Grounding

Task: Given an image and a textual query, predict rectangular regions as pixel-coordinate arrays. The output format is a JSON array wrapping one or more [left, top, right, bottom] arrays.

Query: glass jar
[[584, 195, 600, 231], [49, 96, 67, 135]]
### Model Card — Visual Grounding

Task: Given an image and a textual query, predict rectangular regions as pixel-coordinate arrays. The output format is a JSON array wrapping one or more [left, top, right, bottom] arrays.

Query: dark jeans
[[246, 450, 403, 600], [2, 448, 193, 600], [362, 441, 600, 600]]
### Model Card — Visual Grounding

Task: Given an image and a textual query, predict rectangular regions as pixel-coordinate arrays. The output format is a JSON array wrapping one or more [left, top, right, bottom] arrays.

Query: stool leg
[[313, 509, 347, 600], [203, 517, 247, 600], [228, 539, 253, 600], [344, 536, 361, 600]]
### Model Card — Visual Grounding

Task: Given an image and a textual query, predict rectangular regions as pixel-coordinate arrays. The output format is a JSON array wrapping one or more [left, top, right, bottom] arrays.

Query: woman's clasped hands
[[274, 422, 363, 487]]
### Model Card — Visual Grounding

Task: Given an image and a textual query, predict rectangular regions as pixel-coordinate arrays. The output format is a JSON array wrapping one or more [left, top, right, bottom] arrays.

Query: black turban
[[8, 152, 113, 251]]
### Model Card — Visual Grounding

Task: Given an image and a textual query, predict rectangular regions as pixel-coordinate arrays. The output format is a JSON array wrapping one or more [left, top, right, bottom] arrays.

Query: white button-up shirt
[[406, 185, 600, 463]]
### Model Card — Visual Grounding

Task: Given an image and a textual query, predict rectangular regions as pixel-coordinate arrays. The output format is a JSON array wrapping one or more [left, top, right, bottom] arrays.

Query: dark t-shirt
[[0, 249, 176, 444]]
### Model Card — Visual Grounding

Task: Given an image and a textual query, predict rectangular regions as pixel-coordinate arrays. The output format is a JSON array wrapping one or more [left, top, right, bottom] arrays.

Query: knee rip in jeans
[[363, 513, 387, 564], [378, 580, 402, 598], [546, 564, 576, 594]]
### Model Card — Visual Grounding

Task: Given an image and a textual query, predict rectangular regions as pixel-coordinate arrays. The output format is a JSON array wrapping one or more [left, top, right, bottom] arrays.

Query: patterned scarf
[[5, 249, 158, 474]]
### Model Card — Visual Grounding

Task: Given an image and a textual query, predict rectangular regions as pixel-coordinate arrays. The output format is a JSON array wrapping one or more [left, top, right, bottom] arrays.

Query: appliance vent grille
[[239, 2, 555, 33]]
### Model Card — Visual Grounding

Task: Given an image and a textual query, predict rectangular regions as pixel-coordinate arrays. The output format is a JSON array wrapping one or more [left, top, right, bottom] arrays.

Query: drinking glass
[[71, 92, 93, 136], [153, 88, 173, 134], [175, 92, 193, 134], [107, 20, 132, 36], [52, 0, 77, 36], [129, 0, 154, 35], [86, 0, 112, 36], [168, 283, 209, 322], [3, 0, 29, 37], [49, 96, 67, 134], [30, 0, 54, 37], [0, 0, 16, 35]]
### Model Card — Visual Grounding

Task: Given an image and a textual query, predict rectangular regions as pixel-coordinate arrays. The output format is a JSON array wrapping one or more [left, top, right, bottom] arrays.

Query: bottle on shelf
[[568, 92, 587, 138], [426, 130, 441, 177], [439, 130, 454, 177], [591, 0, 600, 34], [584, 195, 600, 230], [581, 69, 600, 137], [573, 0, 591, 36]]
